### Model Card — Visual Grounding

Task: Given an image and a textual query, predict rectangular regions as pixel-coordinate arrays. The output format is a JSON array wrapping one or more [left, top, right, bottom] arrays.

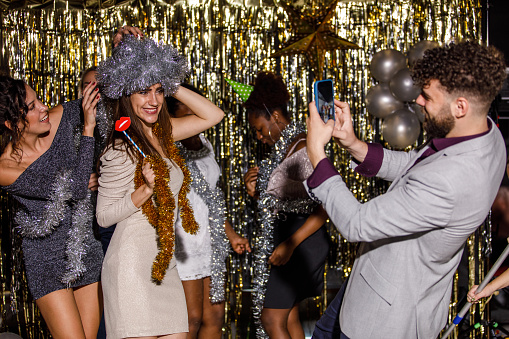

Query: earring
[[268, 125, 275, 143]]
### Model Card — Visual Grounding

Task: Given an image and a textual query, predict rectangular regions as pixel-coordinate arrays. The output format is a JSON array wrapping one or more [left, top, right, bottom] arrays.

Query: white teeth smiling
[[40, 114, 49, 122]]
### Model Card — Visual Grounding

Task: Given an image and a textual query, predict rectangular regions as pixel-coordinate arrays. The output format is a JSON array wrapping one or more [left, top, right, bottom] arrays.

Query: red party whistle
[[115, 117, 131, 131]]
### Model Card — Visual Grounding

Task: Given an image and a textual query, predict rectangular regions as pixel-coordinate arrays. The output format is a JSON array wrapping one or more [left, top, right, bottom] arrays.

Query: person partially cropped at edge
[[306, 41, 507, 339]]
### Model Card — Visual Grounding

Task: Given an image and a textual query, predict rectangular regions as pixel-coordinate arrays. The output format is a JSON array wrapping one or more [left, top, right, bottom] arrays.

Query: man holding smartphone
[[304, 41, 507, 338], [315, 79, 335, 123]]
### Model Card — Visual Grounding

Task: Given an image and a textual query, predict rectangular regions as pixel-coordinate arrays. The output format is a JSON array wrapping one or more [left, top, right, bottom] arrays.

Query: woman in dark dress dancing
[[243, 72, 330, 338], [0, 76, 103, 338]]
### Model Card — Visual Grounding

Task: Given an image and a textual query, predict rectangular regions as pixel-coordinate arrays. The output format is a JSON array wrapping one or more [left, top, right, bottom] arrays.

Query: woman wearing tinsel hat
[[95, 36, 224, 339], [166, 83, 251, 339], [0, 76, 104, 337], [242, 71, 330, 338]]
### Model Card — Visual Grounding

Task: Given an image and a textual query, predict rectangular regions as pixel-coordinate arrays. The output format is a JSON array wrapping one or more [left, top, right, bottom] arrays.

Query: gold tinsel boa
[[133, 123, 199, 283]]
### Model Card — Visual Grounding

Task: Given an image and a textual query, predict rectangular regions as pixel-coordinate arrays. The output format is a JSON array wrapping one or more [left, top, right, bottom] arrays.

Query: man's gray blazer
[[305, 120, 507, 338]]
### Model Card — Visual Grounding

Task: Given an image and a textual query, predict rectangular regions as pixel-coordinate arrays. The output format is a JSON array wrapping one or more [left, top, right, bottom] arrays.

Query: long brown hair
[[103, 93, 174, 162]]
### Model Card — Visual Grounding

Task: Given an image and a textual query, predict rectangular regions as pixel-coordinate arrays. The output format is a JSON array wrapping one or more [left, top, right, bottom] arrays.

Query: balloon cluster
[[366, 41, 440, 148]]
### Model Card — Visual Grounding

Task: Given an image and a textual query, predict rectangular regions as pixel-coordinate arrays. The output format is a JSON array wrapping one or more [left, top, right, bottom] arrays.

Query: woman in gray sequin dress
[[0, 76, 104, 338]]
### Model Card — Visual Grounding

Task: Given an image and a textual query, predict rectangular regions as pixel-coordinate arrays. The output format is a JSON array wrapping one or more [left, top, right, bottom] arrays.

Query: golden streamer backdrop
[[0, 0, 484, 337]]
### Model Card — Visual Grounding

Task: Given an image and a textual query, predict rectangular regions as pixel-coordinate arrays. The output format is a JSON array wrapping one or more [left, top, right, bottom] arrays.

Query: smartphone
[[314, 79, 335, 122]]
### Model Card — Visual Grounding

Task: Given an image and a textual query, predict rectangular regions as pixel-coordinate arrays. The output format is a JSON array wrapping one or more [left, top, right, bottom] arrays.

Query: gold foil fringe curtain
[[0, 0, 484, 337]]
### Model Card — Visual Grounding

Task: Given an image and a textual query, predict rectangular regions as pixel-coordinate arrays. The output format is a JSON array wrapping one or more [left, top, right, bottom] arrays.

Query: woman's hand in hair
[[81, 81, 100, 137], [113, 26, 144, 48]]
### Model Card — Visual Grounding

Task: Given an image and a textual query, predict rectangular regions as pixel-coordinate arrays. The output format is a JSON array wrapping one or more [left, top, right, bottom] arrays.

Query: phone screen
[[315, 80, 335, 122]]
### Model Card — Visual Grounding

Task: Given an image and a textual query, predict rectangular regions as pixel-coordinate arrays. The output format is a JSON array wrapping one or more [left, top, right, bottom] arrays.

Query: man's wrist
[[308, 146, 327, 168], [346, 139, 368, 163]]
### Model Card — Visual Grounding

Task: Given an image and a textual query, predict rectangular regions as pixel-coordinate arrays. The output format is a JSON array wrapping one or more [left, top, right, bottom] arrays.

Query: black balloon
[[370, 49, 407, 83], [382, 108, 421, 148], [389, 68, 421, 102], [366, 83, 404, 118], [407, 40, 440, 66]]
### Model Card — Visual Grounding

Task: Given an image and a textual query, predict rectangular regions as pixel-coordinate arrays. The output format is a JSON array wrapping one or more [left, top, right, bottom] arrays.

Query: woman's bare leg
[[182, 279, 204, 338], [35, 288, 86, 339], [260, 307, 292, 339], [199, 277, 224, 339], [74, 282, 103, 339], [287, 304, 304, 339]]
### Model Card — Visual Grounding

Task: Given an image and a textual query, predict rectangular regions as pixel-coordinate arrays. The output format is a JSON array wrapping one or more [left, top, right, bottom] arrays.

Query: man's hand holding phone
[[307, 93, 370, 167], [314, 79, 335, 123], [306, 100, 335, 168], [331, 99, 369, 163]]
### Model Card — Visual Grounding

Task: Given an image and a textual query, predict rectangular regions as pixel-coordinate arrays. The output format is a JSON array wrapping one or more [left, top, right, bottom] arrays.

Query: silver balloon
[[382, 108, 421, 148], [408, 40, 440, 66], [408, 102, 425, 123], [366, 83, 404, 118], [370, 49, 407, 83], [389, 67, 421, 102]]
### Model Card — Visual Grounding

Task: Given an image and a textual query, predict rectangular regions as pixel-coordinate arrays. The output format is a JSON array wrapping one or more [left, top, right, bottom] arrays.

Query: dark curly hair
[[0, 75, 29, 159], [243, 71, 290, 120], [412, 41, 507, 109]]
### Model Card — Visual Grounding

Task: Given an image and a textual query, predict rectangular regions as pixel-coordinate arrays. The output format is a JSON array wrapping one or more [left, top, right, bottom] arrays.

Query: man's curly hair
[[243, 71, 290, 119], [412, 41, 507, 108]]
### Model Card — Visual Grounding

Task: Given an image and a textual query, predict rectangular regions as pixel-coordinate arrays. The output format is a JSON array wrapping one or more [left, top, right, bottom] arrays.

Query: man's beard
[[423, 105, 455, 140]]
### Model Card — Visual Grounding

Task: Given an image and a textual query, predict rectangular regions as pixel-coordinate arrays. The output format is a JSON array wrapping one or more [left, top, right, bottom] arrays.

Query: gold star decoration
[[271, 0, 360, 79]]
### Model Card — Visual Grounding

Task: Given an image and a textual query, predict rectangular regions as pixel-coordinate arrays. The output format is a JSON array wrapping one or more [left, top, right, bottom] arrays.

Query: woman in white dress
[[167, 83, 250, 339], [95, 36, 224, 339]]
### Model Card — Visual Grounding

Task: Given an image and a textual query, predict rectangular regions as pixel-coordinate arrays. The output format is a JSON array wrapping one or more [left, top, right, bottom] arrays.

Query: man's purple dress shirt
[[307, 120, 492, 188]]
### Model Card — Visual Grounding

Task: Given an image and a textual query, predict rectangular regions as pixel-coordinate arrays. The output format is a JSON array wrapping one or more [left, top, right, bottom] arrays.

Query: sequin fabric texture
[[2, 100, 104, 299]]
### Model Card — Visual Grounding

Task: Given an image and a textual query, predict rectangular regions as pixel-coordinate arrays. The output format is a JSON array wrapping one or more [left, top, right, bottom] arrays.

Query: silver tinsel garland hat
[[97, 35, 189, 99]]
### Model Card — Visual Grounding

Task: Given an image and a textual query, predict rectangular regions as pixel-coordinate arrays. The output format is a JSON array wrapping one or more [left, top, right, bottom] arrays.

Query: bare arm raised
[[170, 86, 225, 142]]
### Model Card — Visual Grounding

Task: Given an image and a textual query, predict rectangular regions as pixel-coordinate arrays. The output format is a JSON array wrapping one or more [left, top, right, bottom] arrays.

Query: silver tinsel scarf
[[14, 170, 73, 239], [252, 121, 317, 338], [13, 169, 93, 285], [61, 191, 93, 285], [176, 139, 231, 303]]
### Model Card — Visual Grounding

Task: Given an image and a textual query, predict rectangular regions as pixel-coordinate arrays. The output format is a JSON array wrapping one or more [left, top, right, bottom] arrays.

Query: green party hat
[[226, 78, 254, 103]]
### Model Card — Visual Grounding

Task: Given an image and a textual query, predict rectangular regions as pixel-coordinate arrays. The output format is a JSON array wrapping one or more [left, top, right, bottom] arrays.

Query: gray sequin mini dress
[[2, 100, 103, 299]]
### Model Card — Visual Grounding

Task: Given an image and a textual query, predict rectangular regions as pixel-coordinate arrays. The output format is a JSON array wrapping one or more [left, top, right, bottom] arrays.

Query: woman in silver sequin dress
[[243, 72, 330, 338], [0, 75, 104, 338]]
